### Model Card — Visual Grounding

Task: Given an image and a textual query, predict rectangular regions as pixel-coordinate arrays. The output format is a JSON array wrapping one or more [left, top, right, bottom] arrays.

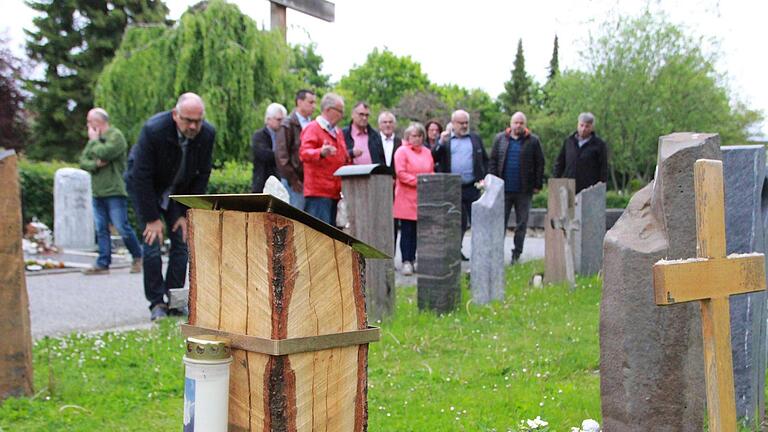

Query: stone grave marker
[[471, 174, 505, 304], [721, 145, 768, 426], [417, 173, 462, 313], [174, 193, 384, 430], [574, 182, 606, 275], [601, 132, 721, 431], [653, 159, 766, 432], [0, 149, 33, 401], [544, 178, 576, 286], [54, 167, 95, 250], [335, 164, 395, 321]]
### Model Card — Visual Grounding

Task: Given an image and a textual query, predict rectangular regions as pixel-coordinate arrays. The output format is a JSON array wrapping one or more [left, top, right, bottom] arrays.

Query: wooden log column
[[335, 164, 395, 322], [0, 149, 33, 401], [177, 194, 385, 431]]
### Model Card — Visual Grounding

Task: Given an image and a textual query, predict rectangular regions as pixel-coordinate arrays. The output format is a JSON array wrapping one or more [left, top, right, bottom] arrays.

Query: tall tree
[[499, 39, 533, 115], [289, 43, 331, 94], [24, 0, 167, 161], [0, 34, 28, 152], [548, 35, 559, 81]]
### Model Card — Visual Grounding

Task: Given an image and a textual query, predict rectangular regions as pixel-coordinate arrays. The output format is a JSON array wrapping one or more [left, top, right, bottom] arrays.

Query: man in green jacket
[[79, 108, 142, 274]]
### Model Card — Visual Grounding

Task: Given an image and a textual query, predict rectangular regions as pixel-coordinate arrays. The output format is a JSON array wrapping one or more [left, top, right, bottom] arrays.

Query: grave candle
[[183, 336, 233, 432]]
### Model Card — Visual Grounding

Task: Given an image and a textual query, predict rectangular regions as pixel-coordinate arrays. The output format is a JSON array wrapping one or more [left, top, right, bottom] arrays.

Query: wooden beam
[[270, 0, 335, 22]]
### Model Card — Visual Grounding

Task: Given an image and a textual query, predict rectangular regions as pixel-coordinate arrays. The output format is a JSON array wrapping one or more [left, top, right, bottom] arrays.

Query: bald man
[[129, 92, 216, 320]]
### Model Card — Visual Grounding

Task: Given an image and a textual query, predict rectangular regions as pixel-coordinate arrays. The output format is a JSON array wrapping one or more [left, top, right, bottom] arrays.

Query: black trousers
[[461, 183, 480, 239], [503, 192, 532, 256], [398, 219, 417, 262]]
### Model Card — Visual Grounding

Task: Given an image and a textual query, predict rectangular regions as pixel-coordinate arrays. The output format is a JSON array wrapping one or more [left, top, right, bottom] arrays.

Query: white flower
[[581, 419, 600, 431], [526, 416, 549, 428]]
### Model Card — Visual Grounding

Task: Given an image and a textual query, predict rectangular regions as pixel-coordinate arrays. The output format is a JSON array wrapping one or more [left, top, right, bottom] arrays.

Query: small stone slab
[[471, 174, 505, 304], [544, 178, 576, 286], [264, 175, 289, 203], [54, 168, 95, 250], [417, 173, 462, 313], [574, 182, 606, 275]]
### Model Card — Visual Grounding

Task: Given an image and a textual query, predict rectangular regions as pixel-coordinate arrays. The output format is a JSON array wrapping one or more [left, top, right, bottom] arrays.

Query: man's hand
[[96, 159, 108, 168], [143, 219, 164, 245], [172, 216, 188, 243], [320, 143, 337, 158], [290, 179, 303, 193], [88, 125, 100, 141]]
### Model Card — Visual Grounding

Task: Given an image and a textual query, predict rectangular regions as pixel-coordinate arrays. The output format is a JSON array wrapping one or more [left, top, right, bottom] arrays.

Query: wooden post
[[0, 149, 34, 401], [268, 0, 335, 40], [653, 159, 767, 432], [175, 194, 385, 431], [335, 165, 395, 322], [544, 178, 576, 285]]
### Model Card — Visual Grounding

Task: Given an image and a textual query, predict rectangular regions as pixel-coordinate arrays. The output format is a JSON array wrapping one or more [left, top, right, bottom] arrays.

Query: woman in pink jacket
[[393, 122, 434, 275]]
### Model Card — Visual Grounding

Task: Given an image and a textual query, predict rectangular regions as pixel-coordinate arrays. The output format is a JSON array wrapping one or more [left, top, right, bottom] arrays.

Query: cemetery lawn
[[0, 260, 604, 431]]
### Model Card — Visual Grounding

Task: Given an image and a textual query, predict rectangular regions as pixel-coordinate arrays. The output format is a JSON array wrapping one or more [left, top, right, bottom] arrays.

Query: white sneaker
[[402, 261, 413, 276]]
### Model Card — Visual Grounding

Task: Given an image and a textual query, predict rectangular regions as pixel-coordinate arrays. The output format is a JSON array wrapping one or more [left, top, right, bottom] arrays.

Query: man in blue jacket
[[129, 93, 215, 321]]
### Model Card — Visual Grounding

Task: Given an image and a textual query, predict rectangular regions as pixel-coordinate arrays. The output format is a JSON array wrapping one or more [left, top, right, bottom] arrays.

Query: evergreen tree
[[24, 0, 167, 161], [499, 39, 532, 114], [548, 35, 559, 81]]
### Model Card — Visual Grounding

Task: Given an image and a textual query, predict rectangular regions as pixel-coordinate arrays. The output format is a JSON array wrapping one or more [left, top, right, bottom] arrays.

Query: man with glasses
[[130, 92, 215, 321], [299, 93, 350, 225], [342, 101, 385, 168]]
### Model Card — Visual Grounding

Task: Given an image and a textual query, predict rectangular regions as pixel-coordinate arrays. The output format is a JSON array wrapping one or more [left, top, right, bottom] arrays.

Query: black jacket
[[553, 132, 608, 193], [342, 124, 401, 176], [488, 129, 545, 194], [251, 126, 279, 193], [433, 132, 488, 183], [130, 111, 215, 224]]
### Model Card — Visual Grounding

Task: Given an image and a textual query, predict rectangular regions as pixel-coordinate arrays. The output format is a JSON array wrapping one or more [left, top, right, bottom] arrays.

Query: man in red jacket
[[299, 93, 350, 225]]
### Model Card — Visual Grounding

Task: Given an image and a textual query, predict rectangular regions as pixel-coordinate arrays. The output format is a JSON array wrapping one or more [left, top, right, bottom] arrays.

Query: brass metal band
[[180, 324, 380, 356]]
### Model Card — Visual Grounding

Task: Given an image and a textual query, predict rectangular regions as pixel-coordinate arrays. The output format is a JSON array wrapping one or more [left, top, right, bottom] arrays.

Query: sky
[[2, 0, 767, 138]]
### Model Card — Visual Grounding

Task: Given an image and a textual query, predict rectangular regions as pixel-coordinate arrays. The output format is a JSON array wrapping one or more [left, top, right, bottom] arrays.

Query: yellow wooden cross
[[653, 159, 766, 432]]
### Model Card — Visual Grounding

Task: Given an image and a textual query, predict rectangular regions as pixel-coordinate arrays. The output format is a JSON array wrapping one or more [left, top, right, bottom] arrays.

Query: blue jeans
[[305, 197, 338, 226], [398, 219, 417, 262], [93, 196, 142, 268], [281, 178, 306, 211], [140, 212, 188, 310]]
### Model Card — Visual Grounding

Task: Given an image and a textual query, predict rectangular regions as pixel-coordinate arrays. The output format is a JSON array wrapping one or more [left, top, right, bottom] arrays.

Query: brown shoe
[[83, 266, 110, 275], [130, 258, 142, 273]]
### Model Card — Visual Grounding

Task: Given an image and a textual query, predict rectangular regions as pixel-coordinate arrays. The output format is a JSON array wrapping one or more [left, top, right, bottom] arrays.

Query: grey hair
[[403, 122, 426, 140], [320, 93, 344, 111], [264, 103, 287, 122], [378, 111, 396, 124], [176, 92, 205, 114], [578, 112, 595, 124], [89, 108, 109, 122], [451, 109, 470, 123], [511, 111, 527, 123]]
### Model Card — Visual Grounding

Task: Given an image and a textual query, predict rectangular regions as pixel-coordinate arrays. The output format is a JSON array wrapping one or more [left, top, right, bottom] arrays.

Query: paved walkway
[[26, 232, 544, 339]]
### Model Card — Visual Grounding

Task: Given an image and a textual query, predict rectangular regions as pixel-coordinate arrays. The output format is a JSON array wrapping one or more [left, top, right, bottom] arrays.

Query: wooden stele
[[653, 160, 766, 432], [335, 164, 395, 322], [544, 178, 576, 285], [174, 194, 387, 431], [0, 149, 34, 401]]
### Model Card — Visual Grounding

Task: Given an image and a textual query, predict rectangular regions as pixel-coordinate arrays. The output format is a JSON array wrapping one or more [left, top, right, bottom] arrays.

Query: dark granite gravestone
[[574, 182, 606, 275], [722, 145, 768, 427], [601, 132, 721, 431], [417, 173, 462, 313], [471, 174, 505, 304]]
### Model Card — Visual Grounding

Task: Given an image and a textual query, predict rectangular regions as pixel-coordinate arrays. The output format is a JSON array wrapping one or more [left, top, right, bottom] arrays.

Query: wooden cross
[[269, 0, 335, 40], [653, 159, 766, 432]]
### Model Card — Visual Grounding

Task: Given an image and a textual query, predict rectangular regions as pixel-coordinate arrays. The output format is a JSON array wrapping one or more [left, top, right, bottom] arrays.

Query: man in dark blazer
[[553, 112, 609, 194], [433, 109, 488, 260], [251, 103, 287, 192], [275, 89, 316, 210], [129, 92, 215, 321], [342, 101, 387, 169]]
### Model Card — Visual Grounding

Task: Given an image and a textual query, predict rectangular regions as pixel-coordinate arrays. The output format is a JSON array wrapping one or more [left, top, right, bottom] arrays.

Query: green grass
[[0, 260, 603, 431]]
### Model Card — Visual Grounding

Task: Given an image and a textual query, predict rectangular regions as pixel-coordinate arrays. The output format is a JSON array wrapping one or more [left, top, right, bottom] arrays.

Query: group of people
[[78, 88, 608, 321]]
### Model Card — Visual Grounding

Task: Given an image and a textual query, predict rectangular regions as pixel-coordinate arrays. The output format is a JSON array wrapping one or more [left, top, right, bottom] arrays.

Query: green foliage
[[207, 160, 251, 194], [0, 34, 28, 152], [433, 83, 507, 147], [96, 0, 314, 163], [548, 35, 559, 81], [542, 12, 762, 190], [288, 43, 331, 94], [0, 262, 604, 431], [17, 159, 75, 228], [337, 48, 430, 110], [499, 39, 536, 115], [24, 0, 168, 161]]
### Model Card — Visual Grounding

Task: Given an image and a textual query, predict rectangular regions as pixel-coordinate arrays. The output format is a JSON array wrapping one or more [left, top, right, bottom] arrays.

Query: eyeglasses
[[179, 115, 203, 125], [329, 106, 344, 115]]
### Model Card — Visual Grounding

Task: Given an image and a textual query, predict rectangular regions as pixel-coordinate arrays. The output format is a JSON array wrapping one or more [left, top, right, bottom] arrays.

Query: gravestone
[[54, 167, 95, 250], [335, 164, 395, 321], [721, 145, 768, 426], [417, 173, 462, 313], [471, 174, 505, 304], [601, 132, 721, 431], [0, 150, 33, 401], [544, 178, 576, 286], [574, 182, 606, 275]]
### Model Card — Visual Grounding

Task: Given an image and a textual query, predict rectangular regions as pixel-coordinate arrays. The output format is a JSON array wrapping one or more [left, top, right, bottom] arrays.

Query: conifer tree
[[24, 0, 167, 161], [499, 39, 532, 114], [548, 35, 560, 81]]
